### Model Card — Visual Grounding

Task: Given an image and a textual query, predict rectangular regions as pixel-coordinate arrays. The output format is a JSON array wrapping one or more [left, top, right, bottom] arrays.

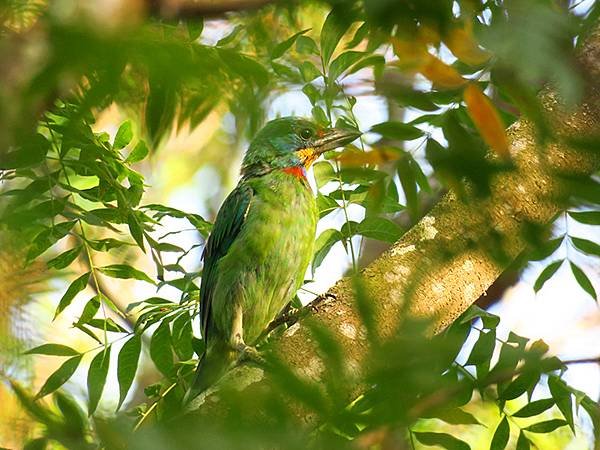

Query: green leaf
[[313, 161, 336, 188], [466, 329, 496, 366], [316, 194, 339, 218], [356, 216, 402, 242], [113, 121, 133, 150], [171, 313, 194, 361], [78, 296, 101, 325], [87, 347, 111, 415], [413, 432, 470, 450], [54, 272, 90, 320], [126, 141, 149, 164], [150, 320, 173, 376], [296, 35, 319, 55], [47, 246, 82, 270], [347, 54, 385, 76], [548, 376, 575, 431], [571, 236, 600, 257], [117, 335, 142, 410], [312, 105, 329, 126], [433, 408, 483, 425], [515, 431, 530, 450], [329, 51, 365, 80], [568, 210, 600, 225], [490, 416, 510, 450], [299, 61, 322, 82], [27, 221, 76, 261], [459, 305, 500, 329], [570, 261, 597, 301], [98, 264, 155, 284], [271, 29, 309, 59], [127, 212, 145, 251], [24, 343, 80, 357], [0, 134, 50, 170], [35, 355, 82, 399], [312, 229, 343, 270], [512, 398, 555, 417], [320, 7, 352, 66], [524, 419, 568, 433], [500, 371, 539, 401], [370, 122, 424, 141], [216, 24, 243, 46], [528, 237, 563, 261], [397, 154, 418, 220], [533, 260, 563, 292]]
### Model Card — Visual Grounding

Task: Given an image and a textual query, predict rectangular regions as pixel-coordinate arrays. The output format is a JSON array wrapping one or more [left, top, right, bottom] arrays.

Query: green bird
[[187, 117, 359, 400]]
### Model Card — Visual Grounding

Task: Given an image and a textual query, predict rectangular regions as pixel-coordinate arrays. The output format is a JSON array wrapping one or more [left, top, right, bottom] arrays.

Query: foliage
[[0, 0, 599, 449]]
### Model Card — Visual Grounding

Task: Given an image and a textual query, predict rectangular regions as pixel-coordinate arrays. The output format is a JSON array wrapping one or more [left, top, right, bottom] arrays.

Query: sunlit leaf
[[463, 83, 509, 159], [35, 355, 83, 399], [313, 229, 343, 270], [87, 346, 111, 415], [24, 344, 80, 357], [117, 335, 141, 410], [54, 272, 91, 320], [114, 121, 133, 150], [98, 264, 155, 284], [150, 320, 173, 376], [444, 25, 490, 66]]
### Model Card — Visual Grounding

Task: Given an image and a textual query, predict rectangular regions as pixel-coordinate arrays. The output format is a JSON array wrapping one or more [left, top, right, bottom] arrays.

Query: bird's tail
[[184, 342, 237, 404]]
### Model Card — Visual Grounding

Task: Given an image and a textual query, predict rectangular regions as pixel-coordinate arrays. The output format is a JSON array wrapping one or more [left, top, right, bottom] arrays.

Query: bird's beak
[[313, 128, 362, 155], [296, 128, 361, 168]]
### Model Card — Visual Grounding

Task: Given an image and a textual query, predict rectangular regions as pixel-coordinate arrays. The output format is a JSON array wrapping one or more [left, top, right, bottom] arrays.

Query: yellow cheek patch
[[296, 147, 319, 168]]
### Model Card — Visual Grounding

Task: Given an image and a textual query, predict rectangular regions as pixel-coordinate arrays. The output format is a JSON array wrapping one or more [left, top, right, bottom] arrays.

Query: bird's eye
[[299, 128, 313, 140]]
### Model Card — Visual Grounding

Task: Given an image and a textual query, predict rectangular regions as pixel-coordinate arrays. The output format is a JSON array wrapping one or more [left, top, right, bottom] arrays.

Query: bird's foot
[[236, 344, 266, 366]]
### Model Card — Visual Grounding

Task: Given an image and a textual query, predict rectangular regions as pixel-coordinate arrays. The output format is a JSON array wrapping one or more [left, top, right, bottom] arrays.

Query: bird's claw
[[236, 344, 266, 366]]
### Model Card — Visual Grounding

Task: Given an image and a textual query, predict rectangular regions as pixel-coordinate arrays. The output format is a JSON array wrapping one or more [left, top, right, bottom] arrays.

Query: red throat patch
[[282, 166, 307, 180]]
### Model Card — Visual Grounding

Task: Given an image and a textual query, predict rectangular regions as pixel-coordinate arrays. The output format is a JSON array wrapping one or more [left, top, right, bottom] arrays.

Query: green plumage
[[187, 117, 359, 400]]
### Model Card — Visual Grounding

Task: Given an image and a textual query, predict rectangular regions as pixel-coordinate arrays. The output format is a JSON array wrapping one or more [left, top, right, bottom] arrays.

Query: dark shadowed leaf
[[414, 431, 470, 450], [524, 419, 567, 433], [490, 416, 509, 450], [271, 29, 309, 59], [47, 246, 82, 270], [533, 260, 563, 292], [466, 329, 496, 366], [512, 398, 555, 417], [516, 431, 530, 450]]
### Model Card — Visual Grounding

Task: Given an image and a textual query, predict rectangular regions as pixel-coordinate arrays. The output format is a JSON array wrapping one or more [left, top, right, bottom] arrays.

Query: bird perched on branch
[[186, 117, 360, 401]]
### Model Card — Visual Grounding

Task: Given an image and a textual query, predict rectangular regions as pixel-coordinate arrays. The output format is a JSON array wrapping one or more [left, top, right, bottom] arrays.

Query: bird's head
[[241, 117, 361, 178]]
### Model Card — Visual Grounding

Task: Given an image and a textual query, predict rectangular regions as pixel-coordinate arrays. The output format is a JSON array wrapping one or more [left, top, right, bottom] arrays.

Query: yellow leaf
[[334, 147, 400, 167], [444, 25, 490, 66], [391, 37, 430, 72], [420, 56, 467, 89], [463, 83, 510, 159]]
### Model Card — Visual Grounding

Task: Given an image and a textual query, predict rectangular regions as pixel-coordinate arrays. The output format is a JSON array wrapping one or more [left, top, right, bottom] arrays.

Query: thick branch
[[189, 25, 600, 413]]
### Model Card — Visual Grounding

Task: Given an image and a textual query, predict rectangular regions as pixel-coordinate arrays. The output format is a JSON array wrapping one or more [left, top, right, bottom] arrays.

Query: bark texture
[[189, 25, 600, 413]]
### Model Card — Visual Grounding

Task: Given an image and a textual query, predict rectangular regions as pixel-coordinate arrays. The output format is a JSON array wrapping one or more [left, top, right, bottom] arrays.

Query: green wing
[[199, 183, 254, 343]]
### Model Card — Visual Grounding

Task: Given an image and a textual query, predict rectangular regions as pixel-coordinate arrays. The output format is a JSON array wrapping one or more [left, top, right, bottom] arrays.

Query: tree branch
[[189, 24, 600, 415], [146, 0, 276, 19]]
